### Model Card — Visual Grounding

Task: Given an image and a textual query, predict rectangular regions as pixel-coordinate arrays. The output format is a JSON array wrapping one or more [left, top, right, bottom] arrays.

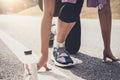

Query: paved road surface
[[0, 15, 120, 80]]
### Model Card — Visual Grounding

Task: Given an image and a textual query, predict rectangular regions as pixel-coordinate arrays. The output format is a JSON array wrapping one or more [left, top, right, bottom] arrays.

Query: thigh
[[103, 0, 111, 11], [58, 0, 84, 23], [38, 0, 55, 15], [38, 0, 61, 17]]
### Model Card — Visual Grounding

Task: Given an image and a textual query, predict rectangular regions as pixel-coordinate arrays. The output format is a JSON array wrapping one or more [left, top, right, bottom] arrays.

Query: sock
[[53, 38, 65, 48]]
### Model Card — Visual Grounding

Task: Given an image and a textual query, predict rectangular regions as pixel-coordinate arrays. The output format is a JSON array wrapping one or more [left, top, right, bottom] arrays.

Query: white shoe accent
[[51, 53, 74, 67]]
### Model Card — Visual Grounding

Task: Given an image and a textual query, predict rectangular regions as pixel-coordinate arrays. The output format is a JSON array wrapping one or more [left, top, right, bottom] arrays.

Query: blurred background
[[0, 0, 37, 14], [0, 0, 120, 19]]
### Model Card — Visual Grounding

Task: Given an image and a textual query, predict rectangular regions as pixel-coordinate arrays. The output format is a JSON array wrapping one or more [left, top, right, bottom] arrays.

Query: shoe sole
[[51, 54, 74, 67]]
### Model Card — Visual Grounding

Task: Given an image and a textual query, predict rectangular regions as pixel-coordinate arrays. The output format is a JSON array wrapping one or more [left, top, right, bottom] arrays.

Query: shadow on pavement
[[64, 52, 120, 80]]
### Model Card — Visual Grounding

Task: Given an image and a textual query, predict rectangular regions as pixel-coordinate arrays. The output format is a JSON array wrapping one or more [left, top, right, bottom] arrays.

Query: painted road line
[[0, 30, 38, 80], [0, 30, 38, 64], [0, 30, 71, 80]]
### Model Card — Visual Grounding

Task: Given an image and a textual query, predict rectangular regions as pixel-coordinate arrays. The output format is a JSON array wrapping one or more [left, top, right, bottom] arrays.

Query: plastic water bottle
[[24, 50, 38, 80]]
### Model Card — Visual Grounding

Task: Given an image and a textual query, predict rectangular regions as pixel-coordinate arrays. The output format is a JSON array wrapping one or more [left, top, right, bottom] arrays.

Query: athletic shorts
[[56, 0, 84, 23]]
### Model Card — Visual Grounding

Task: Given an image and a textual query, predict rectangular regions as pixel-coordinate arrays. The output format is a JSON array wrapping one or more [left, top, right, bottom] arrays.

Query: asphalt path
[[0, 15, 120, 80]]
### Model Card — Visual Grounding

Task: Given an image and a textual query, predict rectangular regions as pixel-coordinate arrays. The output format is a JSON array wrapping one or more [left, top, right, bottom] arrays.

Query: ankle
[[104, 46, 111, 51], [104, 48, 111, 53], [54, 40, 65, 48]]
